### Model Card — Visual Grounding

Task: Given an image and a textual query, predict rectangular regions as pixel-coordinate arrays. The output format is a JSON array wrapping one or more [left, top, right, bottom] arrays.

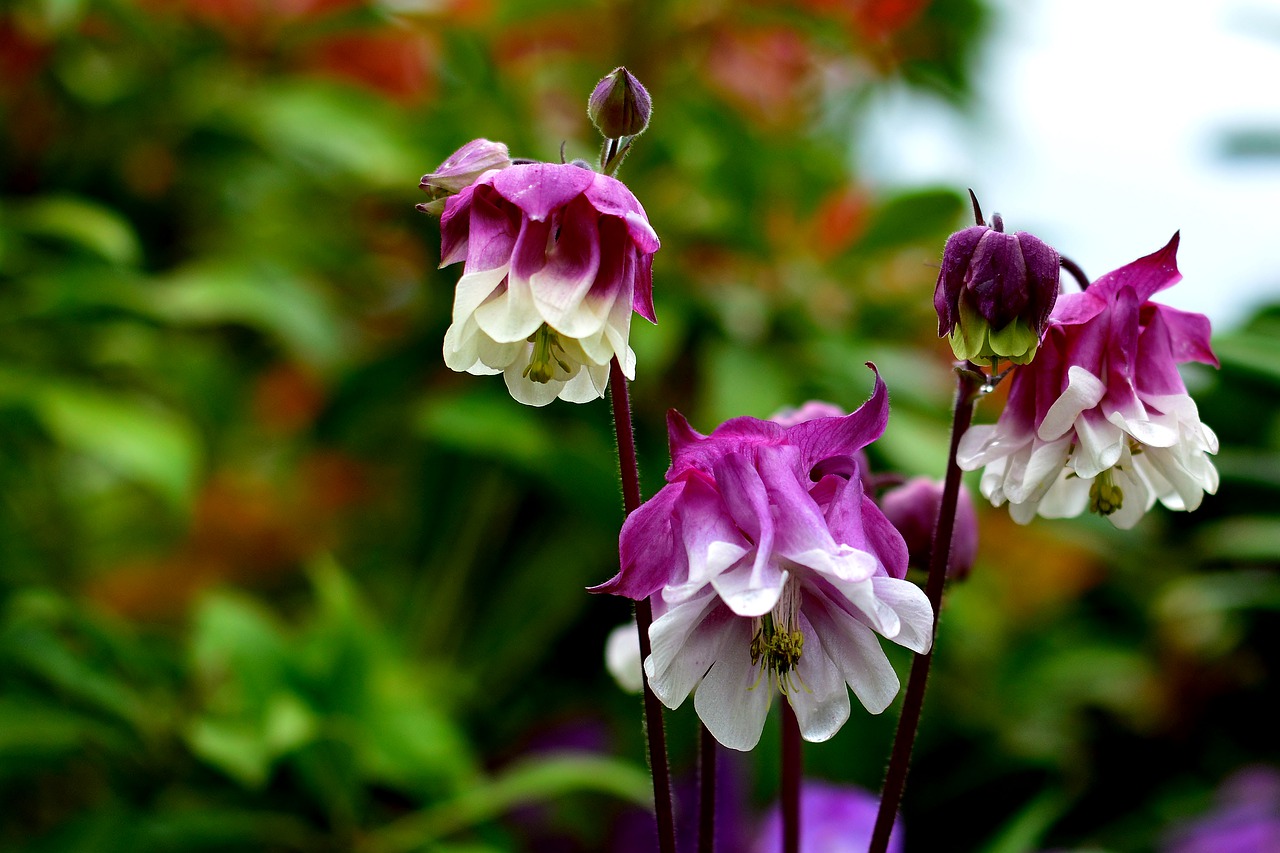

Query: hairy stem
[[781, 699, 802, 853], [698, 724, 717, 853], [608, 358, 677, 853], [869, 367, 981, 852]]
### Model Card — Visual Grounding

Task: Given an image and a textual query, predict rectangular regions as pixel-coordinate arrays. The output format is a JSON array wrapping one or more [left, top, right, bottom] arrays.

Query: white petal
[[605, 622, 643, 694], [711, 564, 786, 618], [806, 600, 901, 714], [869, 577, 933, 653], [790, 546, 878, 584], [788, 615, 850, 743], [1037, 472, 1089, 519], [502, 364, 562, 407], [1071, 413, 1124, 479], [474, 269, 543, 343], [646, 593, 733, 709], [693, 621, 773, 751], [1038, 366, 1105, 441], [451, 266, 508, 325], [557, 365, 607, 403]]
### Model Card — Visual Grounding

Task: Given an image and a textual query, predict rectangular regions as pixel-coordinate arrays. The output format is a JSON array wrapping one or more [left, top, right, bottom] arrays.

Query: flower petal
[[694, 620, 774, 751], [492, 163, 594, 222]]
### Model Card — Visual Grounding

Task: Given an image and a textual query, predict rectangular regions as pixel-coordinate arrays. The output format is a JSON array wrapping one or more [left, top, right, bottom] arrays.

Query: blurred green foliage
[[2, 0, 1278, 850]]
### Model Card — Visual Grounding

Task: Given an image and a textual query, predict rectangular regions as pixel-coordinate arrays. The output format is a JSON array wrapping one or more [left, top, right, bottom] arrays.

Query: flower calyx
[[934, 201, 1061, 368]]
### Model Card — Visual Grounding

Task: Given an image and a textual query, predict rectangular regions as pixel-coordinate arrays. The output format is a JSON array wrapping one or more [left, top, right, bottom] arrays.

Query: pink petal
[[492, 163, 595, 222], [529, 196, 603, 335], [1090, 231, 1182, 304], [788, 364, 888, 472]]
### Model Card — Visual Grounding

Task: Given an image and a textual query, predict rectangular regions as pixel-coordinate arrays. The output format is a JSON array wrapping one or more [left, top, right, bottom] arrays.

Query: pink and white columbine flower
[[429, 153, 660, 406], [958, 234, 1219, 528], [593, 368, 932, 751]]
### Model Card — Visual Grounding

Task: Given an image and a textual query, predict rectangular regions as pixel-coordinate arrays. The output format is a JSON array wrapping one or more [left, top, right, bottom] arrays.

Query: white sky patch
[[859, 0, 1280, 331]]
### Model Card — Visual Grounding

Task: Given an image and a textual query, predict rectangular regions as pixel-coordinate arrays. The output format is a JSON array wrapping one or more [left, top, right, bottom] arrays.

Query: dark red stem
[[608, 358, 677, 853], [698, 723, 716, 853], [869, 367, 980, 852], [781, 698, 802, 853]]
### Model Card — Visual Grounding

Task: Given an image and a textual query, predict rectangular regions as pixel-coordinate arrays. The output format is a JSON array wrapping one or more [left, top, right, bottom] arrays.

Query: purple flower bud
[[588, 66, 652, 139], [880, 477, 978, 580], [934, 222, 1060, 366], [417, 138, 511, 216]]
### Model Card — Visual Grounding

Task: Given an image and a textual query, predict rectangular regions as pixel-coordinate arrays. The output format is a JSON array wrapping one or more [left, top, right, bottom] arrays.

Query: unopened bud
[[588, 66, 652, 139], [881, 477, 979, 580], [417, 138, 511, 216], [934, 220, 1060, 367]]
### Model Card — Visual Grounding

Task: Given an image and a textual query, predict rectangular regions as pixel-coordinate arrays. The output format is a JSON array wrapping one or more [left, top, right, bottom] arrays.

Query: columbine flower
[[593, 368, 932, 751], [934, 216, 1061, 366], [417, 138, 511, 215], [958, 234, 1219, 528], [880, 477, 979, 580], [431, 157, 660, 406]]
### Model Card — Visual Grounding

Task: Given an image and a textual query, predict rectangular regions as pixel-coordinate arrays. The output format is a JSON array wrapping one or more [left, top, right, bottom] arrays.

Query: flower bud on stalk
[[934, 216, 1061, 367], [588, 66, 652, 139]]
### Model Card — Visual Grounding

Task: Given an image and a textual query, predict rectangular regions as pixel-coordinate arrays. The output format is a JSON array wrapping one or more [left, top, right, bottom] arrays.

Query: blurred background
[[2, 0, 1278, 851]]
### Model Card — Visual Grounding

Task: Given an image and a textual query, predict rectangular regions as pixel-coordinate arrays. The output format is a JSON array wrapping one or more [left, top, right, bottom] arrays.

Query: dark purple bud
[[880, 477, 978, 580], [933, 221, 1060, 366], [588, 66, 652, 138]]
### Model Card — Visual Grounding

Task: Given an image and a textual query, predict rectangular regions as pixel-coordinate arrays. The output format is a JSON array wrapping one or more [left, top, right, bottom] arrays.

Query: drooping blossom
[[423, 152, 660, 405], [934, 217, 1060, 366], [958, 234, 1219, 528], [880, 477, 979, 580], [593, 367, 932, 751], [754, 781, 903, 853]]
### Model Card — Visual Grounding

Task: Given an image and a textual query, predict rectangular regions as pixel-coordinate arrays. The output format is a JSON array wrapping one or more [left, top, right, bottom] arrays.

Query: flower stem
[[698, 723, 717, 853], [869, 367, 981, 853], [608, 357, 677, 853], [781, 698, 802, 853]]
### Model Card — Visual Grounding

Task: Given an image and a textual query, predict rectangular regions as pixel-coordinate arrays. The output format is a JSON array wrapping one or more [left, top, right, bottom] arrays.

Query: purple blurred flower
[[958, 234, 1219, 528], [768, 400, 847, 428], [880, 476, 979, 579], [755, 781, 902, 853], [588, 66, 652, 139], [431, 158, 660, 405], [417, 138, 511, 215], [934, 219, 1060, 366], [1163, 766, 1280, 853], [593, 367, 931, 750]]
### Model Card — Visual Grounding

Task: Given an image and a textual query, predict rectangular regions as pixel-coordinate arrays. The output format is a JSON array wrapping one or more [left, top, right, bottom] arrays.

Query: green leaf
[[367, 753, 653, 852], [150, 260, 343, 367], [0, 367, 200, 507], [8, 195, 142, 265], [855, 188, 965, 253], [223, 80, 419, 188]]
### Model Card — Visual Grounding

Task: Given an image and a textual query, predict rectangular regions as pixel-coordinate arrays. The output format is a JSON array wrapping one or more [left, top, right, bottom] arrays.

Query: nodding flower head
[[934, 215, 1061, 368], [429, 157, 660, 406], [958, 233, 1219, 528], [593, 367, 933, 750]]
